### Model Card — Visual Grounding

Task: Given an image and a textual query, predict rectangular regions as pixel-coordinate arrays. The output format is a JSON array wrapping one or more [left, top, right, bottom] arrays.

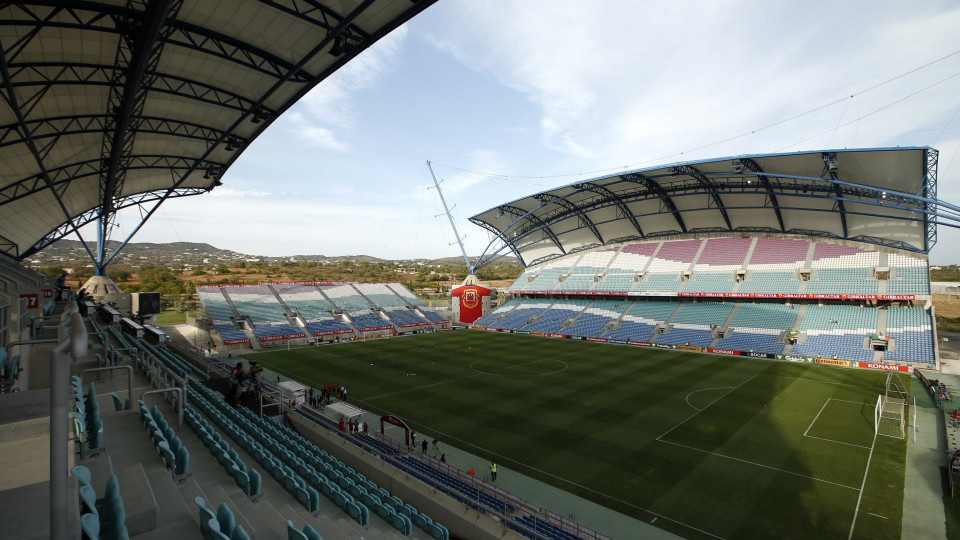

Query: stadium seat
[[80, 512, 100, 540]]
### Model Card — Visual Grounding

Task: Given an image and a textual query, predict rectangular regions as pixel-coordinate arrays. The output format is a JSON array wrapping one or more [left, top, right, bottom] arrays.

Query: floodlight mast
[[427, 161, 474, 275]]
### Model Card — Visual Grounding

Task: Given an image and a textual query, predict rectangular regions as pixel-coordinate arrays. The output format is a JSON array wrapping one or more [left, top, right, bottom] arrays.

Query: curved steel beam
[[620, 172, 686, 233], [497, 204, 566, 255], [470, 217, 526, 268], [0, 154, 226, 208], [672, 164, 731, 230], [821, 152, 848, 238], [737, 158, 785, 232], [21, 187, 209, 259], [1, 3, 314, 81], [534, 193, 603, 244], [0, 37, 97, 263], [575, 182, 643, 237], [7, 61, 262, 113], [0, 113, 231, 150]]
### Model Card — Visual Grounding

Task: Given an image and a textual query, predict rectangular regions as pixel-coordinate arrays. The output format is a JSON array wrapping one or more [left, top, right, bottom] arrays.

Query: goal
[[874, 373, 907, 439]]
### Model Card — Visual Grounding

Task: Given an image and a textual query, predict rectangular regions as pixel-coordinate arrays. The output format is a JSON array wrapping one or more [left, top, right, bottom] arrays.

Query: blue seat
[[80, 512, 100, 540], [286, 520, 308, 540], [216, 503, 235, 537], [196, 498, 217, 538]]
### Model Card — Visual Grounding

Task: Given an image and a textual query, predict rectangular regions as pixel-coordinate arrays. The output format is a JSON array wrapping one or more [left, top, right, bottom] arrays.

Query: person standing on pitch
[[490, 462, 497, 482], [421, 439, 428, 454]]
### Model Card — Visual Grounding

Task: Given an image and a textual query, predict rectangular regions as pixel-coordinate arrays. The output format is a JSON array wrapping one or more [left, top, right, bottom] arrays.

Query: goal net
[[875, 373, 907, 439]]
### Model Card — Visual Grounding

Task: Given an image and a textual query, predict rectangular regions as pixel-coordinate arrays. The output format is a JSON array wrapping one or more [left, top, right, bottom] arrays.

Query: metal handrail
[[139, 387, 185, 431], [78, 365, 134, 410]]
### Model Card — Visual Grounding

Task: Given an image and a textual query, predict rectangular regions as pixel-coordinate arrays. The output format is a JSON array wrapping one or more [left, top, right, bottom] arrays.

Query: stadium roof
[[0, 0, 436, 267], [470, 147, 956, 269]]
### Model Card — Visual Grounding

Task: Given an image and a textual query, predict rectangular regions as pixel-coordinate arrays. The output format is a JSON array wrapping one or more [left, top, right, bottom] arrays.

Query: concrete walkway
[[901, 376, 948, 539]]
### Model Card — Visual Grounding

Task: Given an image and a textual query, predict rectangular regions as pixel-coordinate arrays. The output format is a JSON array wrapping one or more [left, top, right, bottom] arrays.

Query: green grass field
[[251, 331, 907, 539]]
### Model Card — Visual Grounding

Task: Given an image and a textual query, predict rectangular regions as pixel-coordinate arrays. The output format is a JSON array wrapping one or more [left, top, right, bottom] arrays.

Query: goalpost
[[874, 373, 908, 439]]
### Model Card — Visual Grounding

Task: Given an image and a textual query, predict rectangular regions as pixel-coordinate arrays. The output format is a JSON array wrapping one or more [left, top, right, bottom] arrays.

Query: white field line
[[657, 438, 860, 491], [407, 423, 728, 540], [848, 431, 879, 539], [804, 400, 832, 437], [657, 373, 759, 441], [804, 434, 872, 450], [803, 398, 873, 447], [684, 386, 735, 411]]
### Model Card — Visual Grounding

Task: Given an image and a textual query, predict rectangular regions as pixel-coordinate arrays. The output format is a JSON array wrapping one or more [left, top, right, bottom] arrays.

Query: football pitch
[[251, 331, 908, 539]]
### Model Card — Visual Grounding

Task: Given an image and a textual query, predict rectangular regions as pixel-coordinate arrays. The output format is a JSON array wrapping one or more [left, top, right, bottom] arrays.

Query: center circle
[[469, 357, 568, 376]]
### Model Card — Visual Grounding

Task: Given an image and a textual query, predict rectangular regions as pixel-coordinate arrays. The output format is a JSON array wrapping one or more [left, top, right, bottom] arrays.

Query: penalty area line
[[848, 431, 879, 540]]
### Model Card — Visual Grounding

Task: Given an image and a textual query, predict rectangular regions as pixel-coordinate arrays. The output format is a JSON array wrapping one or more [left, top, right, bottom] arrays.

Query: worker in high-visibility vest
[[490, 462, 497, 482]]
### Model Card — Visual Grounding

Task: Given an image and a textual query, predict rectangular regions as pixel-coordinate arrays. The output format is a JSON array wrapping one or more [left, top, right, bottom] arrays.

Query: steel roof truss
[[534, 193, 603, 244], [3, 3, 313, 81], [22, 186, 206, 259], [736, 158, 785, 232], [497, 204, 566, 254], [0, 154, 224, 208], [7, 62, 264, 113], [620, 173, 686, 232], [574, 182, 643, 237], [671, 165, 731, 230], [0, 38, 97, 262], [98, 0, 183, 270]]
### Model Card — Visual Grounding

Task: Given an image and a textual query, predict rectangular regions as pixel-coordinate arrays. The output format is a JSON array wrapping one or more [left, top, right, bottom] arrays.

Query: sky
[[102, 0, 960, 265]]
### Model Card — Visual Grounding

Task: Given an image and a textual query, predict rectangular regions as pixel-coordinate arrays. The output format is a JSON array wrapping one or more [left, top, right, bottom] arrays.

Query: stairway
[[242, 326, 262, 350], [219, 288, 241, 319], [349, 284, 399, 333], [517, 298, 559, 331], [740, 237, 759, 268], [267, 285, 294, 315], [347, 283, 378, 310], [663, 301, 685, 324], [708, 303, 741, 348], [589, 246, 625, 291], [687, 239, 708, 272], [560, 300, 595, 329], [598, 300, 635, 337]]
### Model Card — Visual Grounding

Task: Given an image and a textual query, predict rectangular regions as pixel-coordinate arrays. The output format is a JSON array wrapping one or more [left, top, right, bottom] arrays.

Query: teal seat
[[412, 512, 432, 529], [286, 520, 308, 540], [302, 524, 322, 540], [428, 523, 450, 540], [216, 503, 235, 537], [230, 524, 250, 540], [391, 513, 412, 535], [80, 512, 99, 540], [346, 501, 369, 526]]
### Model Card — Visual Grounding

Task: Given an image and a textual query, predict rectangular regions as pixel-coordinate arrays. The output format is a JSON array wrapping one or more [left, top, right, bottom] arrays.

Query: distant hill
[[28, 240, 515, 268]]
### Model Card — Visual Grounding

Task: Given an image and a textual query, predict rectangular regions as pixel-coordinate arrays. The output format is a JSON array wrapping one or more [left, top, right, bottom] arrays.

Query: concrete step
[[132, 518, 204, 539], [212, 483, 261, 540], [226, 488, 287, 540], [116, 462, 160, 535], [144, 466, 195, 528]]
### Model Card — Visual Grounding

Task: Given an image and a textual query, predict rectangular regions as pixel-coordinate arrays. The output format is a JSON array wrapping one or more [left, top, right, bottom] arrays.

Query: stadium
[[0, 2, 959, 540]]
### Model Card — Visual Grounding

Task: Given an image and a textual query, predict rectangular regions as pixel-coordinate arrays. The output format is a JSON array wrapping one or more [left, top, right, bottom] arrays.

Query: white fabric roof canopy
[[0, 0, 437, 262]]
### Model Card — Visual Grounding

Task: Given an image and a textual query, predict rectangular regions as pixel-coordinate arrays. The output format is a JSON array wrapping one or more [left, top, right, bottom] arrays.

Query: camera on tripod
[[243, 361, 263, 393]]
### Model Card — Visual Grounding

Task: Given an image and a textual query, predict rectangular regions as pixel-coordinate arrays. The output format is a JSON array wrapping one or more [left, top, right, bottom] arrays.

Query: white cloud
[[298, 26, 410, 127], [429, 1, 960, 168], [209, 187, 272, 198], [295, 125, 350, 152]]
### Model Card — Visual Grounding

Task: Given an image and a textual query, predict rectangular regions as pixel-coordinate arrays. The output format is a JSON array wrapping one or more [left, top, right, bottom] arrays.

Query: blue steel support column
[[95, 213, 106, 276]]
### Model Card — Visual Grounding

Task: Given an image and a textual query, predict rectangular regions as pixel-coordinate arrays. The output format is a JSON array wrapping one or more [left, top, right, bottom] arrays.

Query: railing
[[291, 407, 613, 540]]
